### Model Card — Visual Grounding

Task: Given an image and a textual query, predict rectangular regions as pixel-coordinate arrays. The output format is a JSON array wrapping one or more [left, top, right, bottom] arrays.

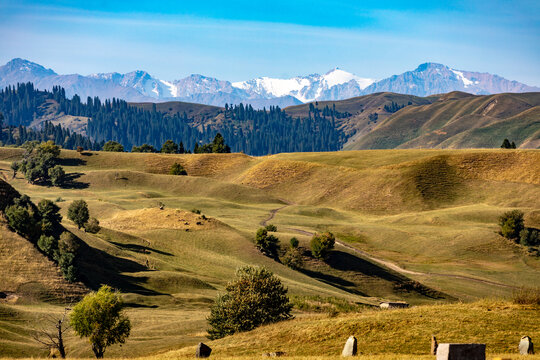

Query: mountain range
[[1, 58, 538, 108]]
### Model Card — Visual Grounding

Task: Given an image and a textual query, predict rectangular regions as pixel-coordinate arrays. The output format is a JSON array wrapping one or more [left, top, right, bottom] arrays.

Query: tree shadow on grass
[[58, 158, 86, 166], [109, 241, 173, 256], [297, 267, 367, 296], [59, 172, 89, 189], [76, 240, 164, 296]]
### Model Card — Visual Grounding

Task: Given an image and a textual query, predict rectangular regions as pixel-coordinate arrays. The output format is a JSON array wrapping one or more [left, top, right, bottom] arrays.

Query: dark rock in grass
[[436, 343, 485, 360], [342, 335, 357, 356], [196, 342, 212, 358], [262, 351, 286, 357], [519, 336, 534, 355]]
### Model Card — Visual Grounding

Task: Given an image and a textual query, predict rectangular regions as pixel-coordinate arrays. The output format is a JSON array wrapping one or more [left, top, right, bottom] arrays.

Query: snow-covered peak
[[450, 69, 475, 88], [232, 68, 374, 102]]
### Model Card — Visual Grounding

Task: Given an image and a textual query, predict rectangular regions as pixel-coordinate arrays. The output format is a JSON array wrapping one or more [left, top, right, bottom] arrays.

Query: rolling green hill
[[0, 148, 538, 358]]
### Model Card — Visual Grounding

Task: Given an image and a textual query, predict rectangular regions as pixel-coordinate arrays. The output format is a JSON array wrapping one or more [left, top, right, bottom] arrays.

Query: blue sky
[[1, 0, 539, 85]]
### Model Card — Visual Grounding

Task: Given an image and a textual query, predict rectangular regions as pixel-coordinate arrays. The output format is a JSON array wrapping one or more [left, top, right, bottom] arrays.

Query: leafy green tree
[[265, 224, 277, 232], [37, 140, 61, 157], [310, 232, 335, 260], [290, 237, 299, 249], [38, 199, 62, 235], [207, 266, 292, 340], [70, 285, 131, 358], [131, 144, 156, 153], [161, 140, 178, 154], [255, 228, 280, 259], [211, 133, 231, 153], [5, 204, 35, 238], [68, 200, 90, 229], [102, 141, 124, 152], [48, 165, 66, 186], [169, 162, 187, 175], [499, 210, 525, 241], [37, 234, 58, 257]]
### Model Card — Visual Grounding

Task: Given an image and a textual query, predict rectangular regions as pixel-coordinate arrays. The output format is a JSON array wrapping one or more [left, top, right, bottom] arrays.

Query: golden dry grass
[[100, 208, 218, 232]]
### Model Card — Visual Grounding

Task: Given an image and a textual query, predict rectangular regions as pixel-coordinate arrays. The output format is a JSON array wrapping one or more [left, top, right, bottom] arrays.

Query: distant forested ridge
[[0, 83, 346, 155]]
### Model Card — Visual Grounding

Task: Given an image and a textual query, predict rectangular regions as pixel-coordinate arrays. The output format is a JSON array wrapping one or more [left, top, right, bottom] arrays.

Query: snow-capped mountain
[[0, 58, 538, 108], [232, 68, 374, 102], [363, 62, 539, 96]]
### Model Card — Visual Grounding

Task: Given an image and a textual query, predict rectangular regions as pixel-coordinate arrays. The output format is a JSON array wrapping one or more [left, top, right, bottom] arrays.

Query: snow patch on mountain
[[451, 69, 473, 87]]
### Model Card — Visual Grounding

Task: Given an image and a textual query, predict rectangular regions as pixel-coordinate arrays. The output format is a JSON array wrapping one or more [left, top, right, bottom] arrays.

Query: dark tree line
[[2, 83, 347, 155]]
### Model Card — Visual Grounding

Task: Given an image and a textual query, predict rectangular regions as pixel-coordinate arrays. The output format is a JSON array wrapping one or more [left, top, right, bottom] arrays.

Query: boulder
[[519, 336, 534, 355], [262, 352, 286, 357], [379, 302, 409, 309], [431, 335, 438, 355], [436, 343, 485, 360], [196, 342, 212, 358], [342, 335, 357, 356]]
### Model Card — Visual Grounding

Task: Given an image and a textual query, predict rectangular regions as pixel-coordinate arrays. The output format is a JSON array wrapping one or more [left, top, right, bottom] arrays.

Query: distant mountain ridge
[[1, 58, 538, 108]]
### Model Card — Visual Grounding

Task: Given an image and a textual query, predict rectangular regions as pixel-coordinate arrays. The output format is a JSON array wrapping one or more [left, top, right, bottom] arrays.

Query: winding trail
[[264, 203, 517, 289]]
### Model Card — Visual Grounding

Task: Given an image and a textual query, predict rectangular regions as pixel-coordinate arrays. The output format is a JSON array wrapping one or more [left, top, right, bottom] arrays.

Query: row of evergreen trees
[[1, 83, 346, 155]]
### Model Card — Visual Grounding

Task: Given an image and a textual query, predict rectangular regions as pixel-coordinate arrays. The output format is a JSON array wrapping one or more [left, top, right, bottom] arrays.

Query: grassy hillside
[[166, 300, 539, 358], [0, 147, 539, 358], [347, 92, 540, 150]]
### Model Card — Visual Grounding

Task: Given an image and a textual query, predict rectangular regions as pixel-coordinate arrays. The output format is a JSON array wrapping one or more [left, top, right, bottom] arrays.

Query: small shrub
[[169, 162, 187, 175], [255, 228, 280, 259], [310, 232, 335, 260], [76, 146, 84, 153], [290, 237, 299, 249], [265, 224, 277, 232], [281, 248, 304, 270], [512, 287, 540, 305], [85, 217, 101, 234], [520, 228, 540, 246], [191, 209, 201, 214], [498, 210, 524, 241]]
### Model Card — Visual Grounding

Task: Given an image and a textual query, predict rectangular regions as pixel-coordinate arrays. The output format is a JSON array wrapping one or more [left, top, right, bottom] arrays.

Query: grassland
[[0, 147, 539, 358]]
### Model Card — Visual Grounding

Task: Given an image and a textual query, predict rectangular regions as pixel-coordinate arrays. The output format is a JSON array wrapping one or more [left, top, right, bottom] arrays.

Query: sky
[[1, 0, 539, 85]]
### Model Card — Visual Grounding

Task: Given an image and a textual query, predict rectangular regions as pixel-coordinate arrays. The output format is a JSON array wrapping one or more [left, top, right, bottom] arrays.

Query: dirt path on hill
[[264, 204, 517, 289]]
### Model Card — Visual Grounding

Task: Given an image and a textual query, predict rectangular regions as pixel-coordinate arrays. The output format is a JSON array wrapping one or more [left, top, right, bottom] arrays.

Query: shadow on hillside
[[326, 250, 448, 300], [327, 251, 404, 283], [58, 158, 86, 166], [76, 240, 164, 296], [59, 172, 89, 189], [298, 268, 367, 296], [109, 241, 173, 256]]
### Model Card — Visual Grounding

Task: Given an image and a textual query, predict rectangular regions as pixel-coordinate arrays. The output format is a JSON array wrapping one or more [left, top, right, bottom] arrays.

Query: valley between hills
[[0, 147, 539, 359]]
